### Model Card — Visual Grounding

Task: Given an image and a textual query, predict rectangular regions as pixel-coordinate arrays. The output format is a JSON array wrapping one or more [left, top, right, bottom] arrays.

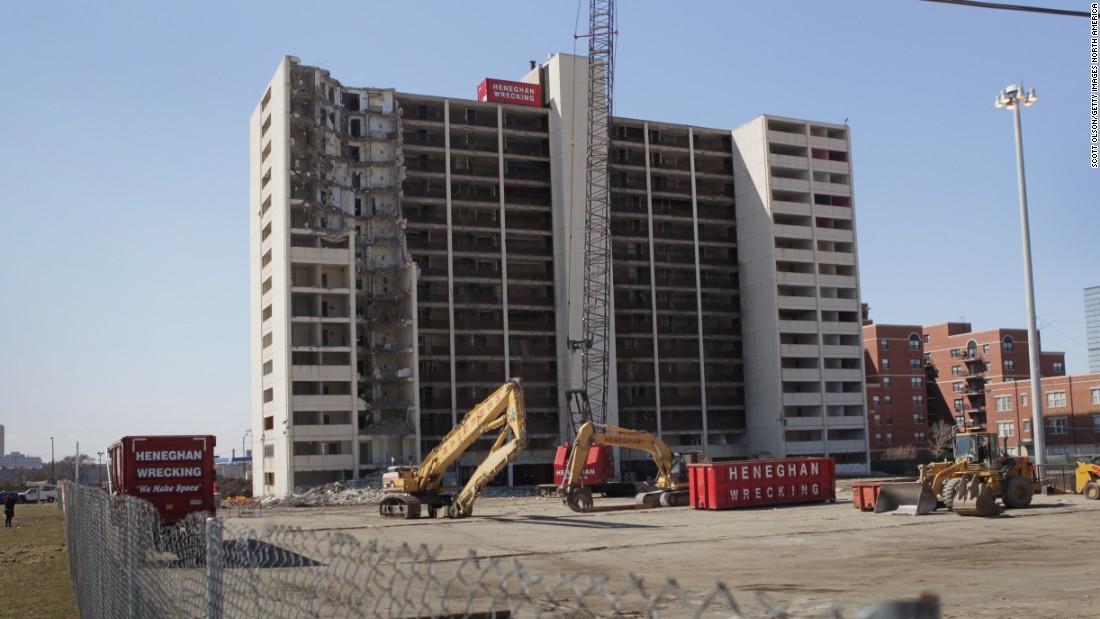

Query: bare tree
[[928, 420, 956, 459]]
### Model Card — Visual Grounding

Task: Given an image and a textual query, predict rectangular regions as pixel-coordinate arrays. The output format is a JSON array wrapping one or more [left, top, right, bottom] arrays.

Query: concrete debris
[[261, 482, 537, 508]]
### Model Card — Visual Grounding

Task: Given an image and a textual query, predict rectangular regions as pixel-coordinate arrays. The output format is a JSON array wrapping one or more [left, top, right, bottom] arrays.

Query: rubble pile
[[261, 481, 538, 508]]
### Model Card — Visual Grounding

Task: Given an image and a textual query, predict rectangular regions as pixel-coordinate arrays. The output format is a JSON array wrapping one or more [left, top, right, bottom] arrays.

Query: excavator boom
[[380, 378, 526, 519]]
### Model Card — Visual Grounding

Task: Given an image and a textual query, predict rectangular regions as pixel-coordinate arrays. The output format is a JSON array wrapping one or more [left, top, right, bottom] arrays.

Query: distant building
[[861, 320, 929, 459], [863, 316, 1100, 459], [1087, 285, 1100, 373], [0, 424, 4, 458], [0, 452, 45, 470]]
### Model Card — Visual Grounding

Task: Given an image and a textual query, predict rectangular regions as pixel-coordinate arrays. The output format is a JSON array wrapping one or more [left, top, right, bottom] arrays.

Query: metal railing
[[63, 482, 936, 618]]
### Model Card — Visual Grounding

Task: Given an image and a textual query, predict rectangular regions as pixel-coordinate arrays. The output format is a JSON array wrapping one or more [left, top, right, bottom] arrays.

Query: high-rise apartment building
[[1087, 285, 1100, 373], [250, 54, 870, 497]]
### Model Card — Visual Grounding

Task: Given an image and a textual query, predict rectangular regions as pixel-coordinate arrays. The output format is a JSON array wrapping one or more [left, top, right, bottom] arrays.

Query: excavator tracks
[[379, 494, 422, 519]]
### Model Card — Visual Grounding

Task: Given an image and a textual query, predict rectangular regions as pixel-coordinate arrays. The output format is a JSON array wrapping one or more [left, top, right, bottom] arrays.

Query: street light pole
[[50, 436, 55, 485], [97, 451, 104, 485], [995, 84, 1046, 472]]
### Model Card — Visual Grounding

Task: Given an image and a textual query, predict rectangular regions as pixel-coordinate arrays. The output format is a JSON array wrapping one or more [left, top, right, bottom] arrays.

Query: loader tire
[[941, 478, 962, 512], [1003, 475, 1033, 509], [1084, 481, 1100, 500]]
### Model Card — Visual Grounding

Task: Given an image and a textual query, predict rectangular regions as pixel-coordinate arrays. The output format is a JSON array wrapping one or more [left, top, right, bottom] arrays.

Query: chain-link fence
[[63, 483, 937, 618]]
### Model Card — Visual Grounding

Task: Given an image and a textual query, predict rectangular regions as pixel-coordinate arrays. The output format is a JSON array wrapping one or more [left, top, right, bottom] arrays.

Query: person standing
[[3, 494, 14, 527]]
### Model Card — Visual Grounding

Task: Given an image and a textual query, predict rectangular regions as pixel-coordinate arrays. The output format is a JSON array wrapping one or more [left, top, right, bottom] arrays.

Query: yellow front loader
[[1075, 460, 1100, 500], [876, 430, 1040, 517]]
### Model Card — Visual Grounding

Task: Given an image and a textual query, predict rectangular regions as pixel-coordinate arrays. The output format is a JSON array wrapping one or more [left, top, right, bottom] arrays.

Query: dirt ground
[[234, 482, 1100, 618]]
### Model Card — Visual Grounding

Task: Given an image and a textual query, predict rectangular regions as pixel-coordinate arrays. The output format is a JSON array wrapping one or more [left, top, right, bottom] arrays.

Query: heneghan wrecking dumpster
[[689, 457, 835, 510]]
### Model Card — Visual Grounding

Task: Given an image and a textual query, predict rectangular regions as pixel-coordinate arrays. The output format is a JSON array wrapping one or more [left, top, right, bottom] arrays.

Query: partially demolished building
[[250, 55, 870, 497]]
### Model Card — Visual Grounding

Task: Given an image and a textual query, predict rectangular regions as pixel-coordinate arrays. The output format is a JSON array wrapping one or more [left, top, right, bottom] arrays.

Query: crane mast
[[576, 0, 616, 431]]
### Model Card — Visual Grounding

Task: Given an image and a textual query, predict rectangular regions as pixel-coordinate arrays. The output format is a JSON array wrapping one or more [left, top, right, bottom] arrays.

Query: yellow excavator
[[379, 378, 526, 519], [559, 421, 704, 513], [875, 430, 1040, 517]]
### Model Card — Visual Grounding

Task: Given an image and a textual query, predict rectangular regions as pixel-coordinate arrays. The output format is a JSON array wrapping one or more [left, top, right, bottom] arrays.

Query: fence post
[[205, 517, 224, 619], [126, 500, 139, 619]]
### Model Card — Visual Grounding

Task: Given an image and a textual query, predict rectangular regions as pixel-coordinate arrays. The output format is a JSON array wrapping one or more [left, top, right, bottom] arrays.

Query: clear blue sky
[[1, 1, 1095, 461]]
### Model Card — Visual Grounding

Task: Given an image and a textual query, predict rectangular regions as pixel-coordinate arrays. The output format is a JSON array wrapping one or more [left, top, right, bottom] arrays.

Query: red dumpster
[[850, 479, 918, 511], [851, 481, 881, 511], [689, 457, 835, 510]]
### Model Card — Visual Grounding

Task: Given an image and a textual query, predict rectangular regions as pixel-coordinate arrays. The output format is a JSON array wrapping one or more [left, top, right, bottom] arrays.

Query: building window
[[923, 335, 931, 344], [950, 348, 961, 358], [924, 352, 932, 364], [1048, 391, 1067, 408], [1021, 393, 1029, 407], [983, 344, 990, 354], [953, 382, 963, 393], [884, 396, 893, 406], [1093, 388, 1100, 405], [880, 339, 889, 350], [872, 395, 880, 406], [883, 377, 891, 388], [264, 472, 275, 487], [1092, 415, 1100, 433], [875, 433, 883, 444], [885, 414, 894, 425], [910, 359, 921, 370], [952, 366, 961, 376], [954, 399, 964, 412], [263, 388, 274, 403], [955, 415, 965, 426], [914, 413, 926, 424], [911, 377, 923, 388], [908, 334, 920, 351], [912, 395, 925, 406], [1004, 360, 1015, 371], [1053, 362, 1064, 373], [1003, 336, 1014, 352], [882, 358, 890, 369], [1023, 419, 1031, 433], [1049, 417, 1069, 435], [994, 396, 1012, 411], [985, 362, 992, 372], [997, 421, 1015, 437], [886, 433, 894, 444], [915, 432, 927, 443]]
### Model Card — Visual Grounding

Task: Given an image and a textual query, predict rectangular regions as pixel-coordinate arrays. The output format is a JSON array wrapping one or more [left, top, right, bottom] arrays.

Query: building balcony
[[775, 271, 816, 286], [822, 345, 862, 357], [290, 246, 349, 265], [291, 365, 354, 381], [780, 344, 820, 356], [808, 135, 848, 151], [772, 224, 814, 239], [291, 394, 354, 410], [771, 201, 812, 218], [817, 251, 855, 266], [779, 319, 820, 334], [822, 368, 863, 382], [292, 424, 355, 438], [782, 393, 822, 406], [768, 153, 809, 169], [774, 247, 815, 263], [822, 392, 864, 406], [767, 130, 808, 147], [784, 416, 825, 428], [782, 369, 821, 381], [292, 454, 356, 470]]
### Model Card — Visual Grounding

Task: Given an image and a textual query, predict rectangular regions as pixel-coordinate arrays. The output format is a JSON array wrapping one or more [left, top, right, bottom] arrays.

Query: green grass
[[0, 504, 79, 618]]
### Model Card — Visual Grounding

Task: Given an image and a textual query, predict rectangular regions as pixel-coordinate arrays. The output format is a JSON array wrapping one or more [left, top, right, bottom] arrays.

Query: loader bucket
[[873, 482, 937, 515], [951, 476, 999, 517]]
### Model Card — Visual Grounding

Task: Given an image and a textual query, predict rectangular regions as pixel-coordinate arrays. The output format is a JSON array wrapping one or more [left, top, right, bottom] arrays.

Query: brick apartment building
[[864, 314, 1100, 460]]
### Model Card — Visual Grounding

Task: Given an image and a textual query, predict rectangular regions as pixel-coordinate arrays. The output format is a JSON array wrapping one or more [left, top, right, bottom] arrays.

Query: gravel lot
[[230, 482, 1100, 618]]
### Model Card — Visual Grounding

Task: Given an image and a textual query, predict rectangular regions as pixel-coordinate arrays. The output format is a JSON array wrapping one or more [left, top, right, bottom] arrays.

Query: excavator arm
[[380, 378, 526, 519]]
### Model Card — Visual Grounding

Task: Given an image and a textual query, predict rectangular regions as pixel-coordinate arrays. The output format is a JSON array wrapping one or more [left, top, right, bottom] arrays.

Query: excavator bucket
[[873, 482, 937, 515], [951, 476, 999, 517]]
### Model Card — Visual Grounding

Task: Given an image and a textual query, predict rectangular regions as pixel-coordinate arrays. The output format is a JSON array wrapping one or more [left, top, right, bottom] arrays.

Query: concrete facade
[[251, 54, 871, 496]]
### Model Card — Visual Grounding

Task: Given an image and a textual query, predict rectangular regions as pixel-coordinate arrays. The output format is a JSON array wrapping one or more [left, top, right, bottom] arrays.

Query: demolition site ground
[[245, 484, 1100, 618]]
